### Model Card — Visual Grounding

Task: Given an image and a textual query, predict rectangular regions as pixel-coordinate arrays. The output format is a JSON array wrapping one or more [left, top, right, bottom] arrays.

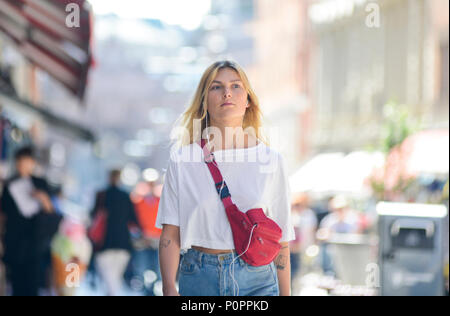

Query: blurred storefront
[[308, 0, 449, 153], [249, 0, 314, 171], [0, 0, 96, 197], [0, 1, 98, 296], [0, 0, 94, 99]]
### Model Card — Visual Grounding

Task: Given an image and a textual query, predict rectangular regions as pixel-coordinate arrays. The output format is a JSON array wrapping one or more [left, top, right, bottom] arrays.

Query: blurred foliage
[[369, 173, 416, 202], [380, 101, 421, 153], [369, 101, 421, 201]]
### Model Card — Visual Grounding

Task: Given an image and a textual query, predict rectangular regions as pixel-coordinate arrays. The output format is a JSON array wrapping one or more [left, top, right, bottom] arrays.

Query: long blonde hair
[[170, 60, 269, 147]]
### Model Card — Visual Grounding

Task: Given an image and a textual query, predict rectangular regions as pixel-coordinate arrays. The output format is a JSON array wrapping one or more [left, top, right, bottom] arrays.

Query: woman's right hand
[[163, 287, 180, 296]]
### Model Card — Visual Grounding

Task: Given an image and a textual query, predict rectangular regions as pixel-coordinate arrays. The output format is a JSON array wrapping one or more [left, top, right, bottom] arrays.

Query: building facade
[[309, 0, 449, 153], [248, 0, 314, 172]]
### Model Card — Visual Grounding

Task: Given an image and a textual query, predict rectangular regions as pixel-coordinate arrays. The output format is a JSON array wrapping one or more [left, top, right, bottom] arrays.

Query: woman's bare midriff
[[192, 246, 234, 254]]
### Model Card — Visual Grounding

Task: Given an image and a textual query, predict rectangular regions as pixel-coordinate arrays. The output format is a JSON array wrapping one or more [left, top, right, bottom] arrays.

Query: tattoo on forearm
[[160, 238, 171, 248], [274, 254, 287, 270]]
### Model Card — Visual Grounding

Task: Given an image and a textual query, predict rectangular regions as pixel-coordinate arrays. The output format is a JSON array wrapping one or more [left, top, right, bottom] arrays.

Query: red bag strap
[[199, 139, 234, 209]]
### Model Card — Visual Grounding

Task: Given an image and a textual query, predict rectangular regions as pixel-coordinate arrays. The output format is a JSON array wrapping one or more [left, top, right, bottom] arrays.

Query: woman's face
[[206, 67, 249, 126]]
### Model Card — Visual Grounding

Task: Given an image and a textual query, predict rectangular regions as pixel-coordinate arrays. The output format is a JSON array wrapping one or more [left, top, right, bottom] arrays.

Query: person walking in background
[[316, 195, 363, 276], [290, 192, 318, 282], [91, 169, 141, 296], [51, 217, 92, 296], [0, 146, 60, 296], [50, 187, 92, 296], [131, 180, 162, 295], [318, 195, 363, 236]]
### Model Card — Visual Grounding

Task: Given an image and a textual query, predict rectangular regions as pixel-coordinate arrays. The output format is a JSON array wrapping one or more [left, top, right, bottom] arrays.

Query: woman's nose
[[224, 88, 232, 98]]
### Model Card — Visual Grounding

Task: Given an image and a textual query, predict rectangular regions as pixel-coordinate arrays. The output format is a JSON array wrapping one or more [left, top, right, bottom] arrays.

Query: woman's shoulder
[[167, 141, 204, 165], [255, 140, 284, 161]]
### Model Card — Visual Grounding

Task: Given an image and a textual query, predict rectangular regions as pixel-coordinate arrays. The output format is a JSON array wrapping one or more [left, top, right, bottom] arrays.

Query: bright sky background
[[88, 0, 212, 30]]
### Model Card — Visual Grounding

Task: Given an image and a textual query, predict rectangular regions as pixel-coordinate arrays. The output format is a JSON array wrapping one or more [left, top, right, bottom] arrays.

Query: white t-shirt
[[9, 177, 40, 218], [155, 141, 296, 250]]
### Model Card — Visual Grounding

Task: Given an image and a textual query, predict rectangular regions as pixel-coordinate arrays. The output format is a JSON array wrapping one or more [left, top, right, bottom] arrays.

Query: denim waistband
[[184, 248, 246, 267]]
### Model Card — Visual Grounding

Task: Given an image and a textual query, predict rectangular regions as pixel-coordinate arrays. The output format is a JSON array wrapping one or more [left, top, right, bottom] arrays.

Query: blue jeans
[[179, 248, 279, 296]]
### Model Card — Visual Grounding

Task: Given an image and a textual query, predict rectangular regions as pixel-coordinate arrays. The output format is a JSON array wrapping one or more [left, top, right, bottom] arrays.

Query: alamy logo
[[365, 3, 381, 28], [365, 263, 380, 288], [66, 3, 80, 28], [65, 263, 81, 288]]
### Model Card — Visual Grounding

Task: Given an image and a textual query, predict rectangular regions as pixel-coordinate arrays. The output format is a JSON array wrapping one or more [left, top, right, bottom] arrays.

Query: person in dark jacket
[[91, 169, 140, 296], [0, 146, 60, 296]]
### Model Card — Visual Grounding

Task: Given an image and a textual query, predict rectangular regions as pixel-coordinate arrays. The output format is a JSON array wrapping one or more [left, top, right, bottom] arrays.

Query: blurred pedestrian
[[131, 180, 162, 295], [51, 217, 92, 296], [318, 195, 362, 236], [0, 146, 61, 296], [91, 169, 141, 296], [290, 192, 317, 280], [50, 187, 92, 296], [316, 195, 362, 276]]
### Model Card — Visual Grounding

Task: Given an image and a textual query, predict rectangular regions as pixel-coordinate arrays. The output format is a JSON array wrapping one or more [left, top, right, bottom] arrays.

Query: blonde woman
[[156, 60, 295, 296]]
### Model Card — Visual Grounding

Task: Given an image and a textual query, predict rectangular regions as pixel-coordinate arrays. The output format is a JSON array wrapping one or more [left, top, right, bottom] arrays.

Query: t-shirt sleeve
[[155, 157, 180, 229], [270, 153, 296, 243]]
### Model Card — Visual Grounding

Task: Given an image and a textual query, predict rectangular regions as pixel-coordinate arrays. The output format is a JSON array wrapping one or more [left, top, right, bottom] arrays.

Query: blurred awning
[[0, 89, 95, 142], [385, 129, 449, 179], [290, 152, 344, 194], [289, 151, 385, 198], [0, 0, 93, 100], [402, 129, 449, 175]]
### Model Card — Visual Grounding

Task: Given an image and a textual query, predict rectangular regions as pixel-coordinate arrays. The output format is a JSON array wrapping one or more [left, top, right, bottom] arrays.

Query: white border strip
[[376, 202, 448, 218]]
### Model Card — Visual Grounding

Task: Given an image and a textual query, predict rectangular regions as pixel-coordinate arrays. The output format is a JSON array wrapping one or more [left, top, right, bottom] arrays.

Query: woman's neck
[[204, 126, 257, 151]]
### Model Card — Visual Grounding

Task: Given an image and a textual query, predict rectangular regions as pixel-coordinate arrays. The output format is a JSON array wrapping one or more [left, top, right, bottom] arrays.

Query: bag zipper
[[255, 225, 282, 240]]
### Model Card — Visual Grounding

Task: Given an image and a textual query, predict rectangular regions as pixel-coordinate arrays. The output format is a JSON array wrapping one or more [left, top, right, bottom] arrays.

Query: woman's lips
[[221, 102, 234, 107]]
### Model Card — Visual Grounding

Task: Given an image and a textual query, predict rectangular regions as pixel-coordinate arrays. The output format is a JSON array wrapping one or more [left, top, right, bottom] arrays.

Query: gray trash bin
[[377, 202, 448, 296]]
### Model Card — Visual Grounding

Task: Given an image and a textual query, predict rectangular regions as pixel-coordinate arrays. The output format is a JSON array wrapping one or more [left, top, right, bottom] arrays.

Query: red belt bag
[[200, 139, 282, 266]]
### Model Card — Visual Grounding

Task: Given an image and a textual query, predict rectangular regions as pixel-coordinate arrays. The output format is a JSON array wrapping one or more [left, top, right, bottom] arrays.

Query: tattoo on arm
[[160, 238, 171, 248], [274, 254, 288, 270]]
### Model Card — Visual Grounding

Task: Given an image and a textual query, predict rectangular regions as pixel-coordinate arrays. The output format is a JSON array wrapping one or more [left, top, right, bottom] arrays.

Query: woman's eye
[[211, 86, 221, 90], [233, 84, 241, 89]]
